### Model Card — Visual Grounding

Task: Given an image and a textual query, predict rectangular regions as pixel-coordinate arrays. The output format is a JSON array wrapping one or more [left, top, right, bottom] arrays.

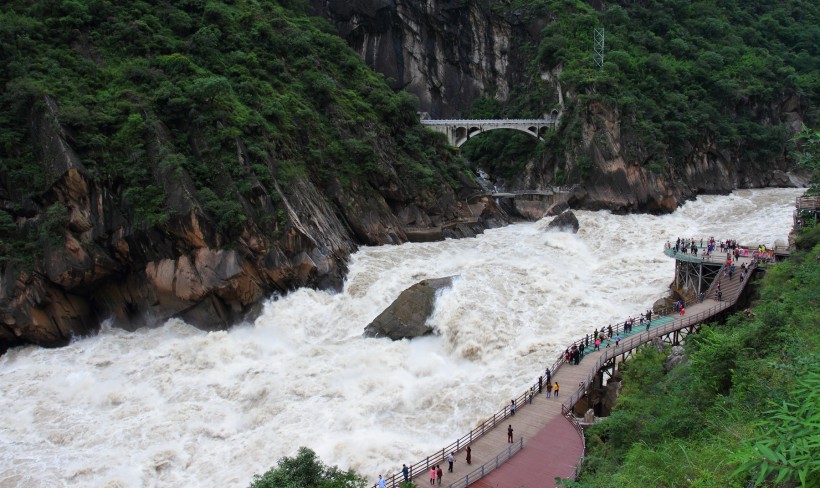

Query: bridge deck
[[386, 251, 755, 488]]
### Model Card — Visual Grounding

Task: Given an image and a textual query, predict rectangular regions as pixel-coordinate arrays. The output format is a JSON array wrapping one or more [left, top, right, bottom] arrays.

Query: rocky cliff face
[[312, 1, 809, 213], [0, 96, 505, 353], [562, 99, 805, 213], [310, 0, 526, 118]]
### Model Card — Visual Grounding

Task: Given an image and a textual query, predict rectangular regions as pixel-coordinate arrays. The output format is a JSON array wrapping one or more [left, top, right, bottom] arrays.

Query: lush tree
[[791, 125, 820, 194], [249, 447, 366, 488]]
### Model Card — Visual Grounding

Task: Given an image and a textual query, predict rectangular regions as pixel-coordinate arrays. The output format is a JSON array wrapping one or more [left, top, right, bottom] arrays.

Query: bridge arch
[[454, 125, 547, 147], [421, 118, 557, 147]]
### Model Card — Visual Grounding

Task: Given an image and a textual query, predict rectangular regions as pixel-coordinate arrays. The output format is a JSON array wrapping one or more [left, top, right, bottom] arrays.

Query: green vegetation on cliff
[[570, 226, 820, 487], [0, 0, 465, 265], [465, 0, 818, 181]]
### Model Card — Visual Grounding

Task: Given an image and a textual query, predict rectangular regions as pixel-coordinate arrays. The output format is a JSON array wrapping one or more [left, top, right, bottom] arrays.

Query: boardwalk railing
[[373, 249, 759, 488], [560, 260, 758, 420], [444, 438, 524, 488], [374, 388, 535, 487]]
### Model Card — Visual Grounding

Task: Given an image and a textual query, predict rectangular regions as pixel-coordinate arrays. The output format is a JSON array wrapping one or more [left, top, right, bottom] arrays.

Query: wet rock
[[363, 277, 455, 340], [545, 201, 569, 217], [664, 345, 687, 371], [546, 210, 579, 233]]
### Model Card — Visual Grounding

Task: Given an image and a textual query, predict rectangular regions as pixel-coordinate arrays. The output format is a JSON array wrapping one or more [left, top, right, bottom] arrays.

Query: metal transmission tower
[[593, 28, 605, 68]]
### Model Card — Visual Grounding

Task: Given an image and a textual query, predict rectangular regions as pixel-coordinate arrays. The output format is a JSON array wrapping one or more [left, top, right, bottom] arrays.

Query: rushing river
[[0, 188, 803, 487]]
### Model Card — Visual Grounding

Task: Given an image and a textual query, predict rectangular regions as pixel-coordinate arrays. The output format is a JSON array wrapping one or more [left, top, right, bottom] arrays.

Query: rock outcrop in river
[[363, 276, 455, 340], [546, 210, 580, 233]]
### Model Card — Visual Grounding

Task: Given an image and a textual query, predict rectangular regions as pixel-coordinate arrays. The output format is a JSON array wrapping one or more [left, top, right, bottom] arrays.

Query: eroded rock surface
[[0, 96, 505, 353], [546, 210, 580, 233], [363, 276, 455, 340]]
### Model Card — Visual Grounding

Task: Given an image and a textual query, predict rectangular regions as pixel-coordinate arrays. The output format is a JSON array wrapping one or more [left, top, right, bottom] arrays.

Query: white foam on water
[[0, 188, 803, 487]]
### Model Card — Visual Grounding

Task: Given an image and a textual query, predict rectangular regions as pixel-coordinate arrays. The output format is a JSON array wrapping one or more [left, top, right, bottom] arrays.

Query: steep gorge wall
[[0, 96, 505, 353], [313, 0, 809, 213], [310, 0, 529, 118]]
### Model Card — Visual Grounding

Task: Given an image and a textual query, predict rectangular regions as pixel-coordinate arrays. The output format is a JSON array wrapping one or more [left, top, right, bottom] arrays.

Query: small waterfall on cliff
[[0, 189, 803, 487]]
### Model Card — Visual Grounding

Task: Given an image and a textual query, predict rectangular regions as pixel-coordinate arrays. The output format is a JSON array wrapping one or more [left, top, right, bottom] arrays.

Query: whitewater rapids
[[0, 189, 803, 487]]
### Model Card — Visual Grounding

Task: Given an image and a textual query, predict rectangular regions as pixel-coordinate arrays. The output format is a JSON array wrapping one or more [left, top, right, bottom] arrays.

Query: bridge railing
[[560, 260, 758, 418], [443, 437, 524, 488], [372, 251, 757, 488], [420, 118, 557, 125], [561, 301, 728, 412], [373, 380, 537, 488]]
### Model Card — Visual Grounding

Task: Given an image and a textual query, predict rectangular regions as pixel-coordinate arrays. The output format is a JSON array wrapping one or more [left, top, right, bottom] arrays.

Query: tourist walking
[[378, 475, 386, 488], [507, 425, 514, 443], [554, 382, 559, 397], [429, 467, 435, 485], [402, 464, 409, 482], [615, 334, 620, 346], [466, 446, 472, 464], [546, 382, 552, 398], [436, 465, 442, 485], [447, 452, 455, 472]]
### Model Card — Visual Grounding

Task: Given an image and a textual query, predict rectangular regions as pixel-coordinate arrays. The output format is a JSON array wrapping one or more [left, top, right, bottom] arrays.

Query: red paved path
[[472, 414, 582, 488]]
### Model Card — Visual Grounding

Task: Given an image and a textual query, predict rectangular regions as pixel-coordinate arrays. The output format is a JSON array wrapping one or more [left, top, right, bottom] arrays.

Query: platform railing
[[442, 437, 524, 488], [560, 261, 757, 419]]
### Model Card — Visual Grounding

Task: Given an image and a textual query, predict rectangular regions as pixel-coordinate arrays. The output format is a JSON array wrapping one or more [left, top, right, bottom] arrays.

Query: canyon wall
[[311, 0, 808, 213], [0, 96, 505, 352]]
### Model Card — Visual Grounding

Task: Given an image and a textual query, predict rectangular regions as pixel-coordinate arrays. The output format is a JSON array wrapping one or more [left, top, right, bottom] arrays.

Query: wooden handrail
[[442, 437, 524, 488]]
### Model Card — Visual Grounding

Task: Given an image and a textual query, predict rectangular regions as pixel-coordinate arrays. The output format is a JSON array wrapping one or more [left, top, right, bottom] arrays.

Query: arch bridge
[[421, 117, 558, 147]]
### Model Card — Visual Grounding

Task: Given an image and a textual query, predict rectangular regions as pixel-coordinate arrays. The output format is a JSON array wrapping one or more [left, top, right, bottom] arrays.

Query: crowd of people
[[666, 236, 778, 264], [667, 236, 742, 256], [560, 309, 652, 367]]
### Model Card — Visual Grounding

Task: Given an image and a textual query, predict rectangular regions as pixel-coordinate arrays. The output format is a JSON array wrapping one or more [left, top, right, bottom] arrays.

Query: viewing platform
[[373, 242, 766, 488]]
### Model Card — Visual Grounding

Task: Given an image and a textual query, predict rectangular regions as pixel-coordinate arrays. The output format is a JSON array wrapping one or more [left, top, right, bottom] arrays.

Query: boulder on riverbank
[[363, 276, 455, 340], [664, 345, 687, 371], [546, 210, 580, 233]]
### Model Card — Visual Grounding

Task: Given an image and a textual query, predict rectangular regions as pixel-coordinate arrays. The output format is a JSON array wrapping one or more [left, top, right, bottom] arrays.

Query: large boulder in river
[[546, 210, 580, 233], [363, 277, 455, 340]]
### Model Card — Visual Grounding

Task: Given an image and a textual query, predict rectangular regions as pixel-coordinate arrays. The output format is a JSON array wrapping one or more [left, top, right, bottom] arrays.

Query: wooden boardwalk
[[381, 251, 757, 488]]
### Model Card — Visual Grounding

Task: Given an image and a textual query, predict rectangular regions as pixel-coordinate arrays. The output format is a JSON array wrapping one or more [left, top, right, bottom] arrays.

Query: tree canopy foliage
[[249, 447, 366, 488], [465, 0, 819, 180], [0, 0, 465, 265]]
